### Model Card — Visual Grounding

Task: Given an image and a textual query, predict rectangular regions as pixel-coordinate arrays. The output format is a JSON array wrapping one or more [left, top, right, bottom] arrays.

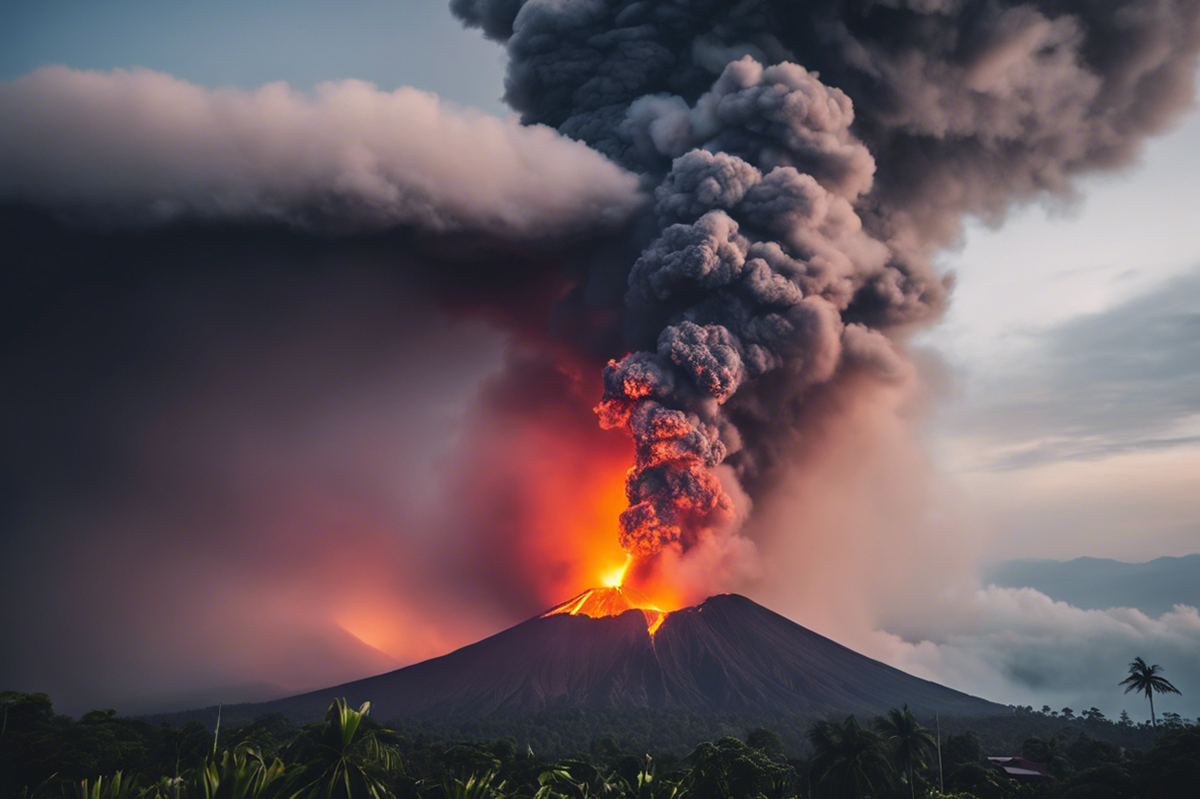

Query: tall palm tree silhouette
[[875, 706, 935, 799], [1119, 657, 1181, 729], [808, 715, 893, 799]]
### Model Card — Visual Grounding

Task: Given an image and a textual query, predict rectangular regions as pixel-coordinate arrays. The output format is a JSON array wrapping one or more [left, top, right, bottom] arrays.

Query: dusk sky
[[2, 1, 1198, 723]]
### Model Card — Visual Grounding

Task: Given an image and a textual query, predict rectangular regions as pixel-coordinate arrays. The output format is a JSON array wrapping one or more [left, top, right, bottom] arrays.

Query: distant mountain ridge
[[983, 554, 1200, 616], [178, 593, 1006, 726]]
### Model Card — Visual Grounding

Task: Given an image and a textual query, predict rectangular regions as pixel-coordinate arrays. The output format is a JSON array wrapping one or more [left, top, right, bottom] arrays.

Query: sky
[[930, 113, 1200, 563], [1, 1, 1198, 723]]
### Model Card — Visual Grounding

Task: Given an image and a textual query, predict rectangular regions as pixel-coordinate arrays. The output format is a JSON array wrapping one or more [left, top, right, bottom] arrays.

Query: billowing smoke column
[[1, 1, 1198, 600], [594, 61, 930, 557], [450, 0, 1200, 563]]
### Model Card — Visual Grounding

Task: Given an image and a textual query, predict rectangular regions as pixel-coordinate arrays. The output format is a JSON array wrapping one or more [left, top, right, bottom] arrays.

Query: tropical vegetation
[[2, 691, 1198, 799], [1118, 657, 1182, 730]]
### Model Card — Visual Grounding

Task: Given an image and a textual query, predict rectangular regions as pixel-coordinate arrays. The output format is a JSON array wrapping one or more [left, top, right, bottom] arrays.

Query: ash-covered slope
[[230, 593, 1003, 722]]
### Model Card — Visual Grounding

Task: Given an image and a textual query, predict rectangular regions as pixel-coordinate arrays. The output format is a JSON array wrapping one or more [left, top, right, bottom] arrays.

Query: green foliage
[[623, 756, 682, 799], [436, 769, 505, 799], [942, 731, 982, 773], [1, 692, 55, 735], [1053, 763, 1133, 799], [1, 691, 62, 798], [681, 738, 793, 799], [874, 706, 935, 799], [284, 699, 404, 799], [191, 746, 291, 799], [945, 762, 1011, 799], [1021, 736, 1071, 779], [808, 716, 893, 799], [1064, 732, 1120, 773], [1133, 724, 1200, 798], [743, 730, 785, 762], [3, 693, 1198, 799], [73, 772, 140, 799]]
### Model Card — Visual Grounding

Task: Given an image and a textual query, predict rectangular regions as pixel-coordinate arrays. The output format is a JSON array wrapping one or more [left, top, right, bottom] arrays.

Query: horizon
[[1, 1, 1198, 724]]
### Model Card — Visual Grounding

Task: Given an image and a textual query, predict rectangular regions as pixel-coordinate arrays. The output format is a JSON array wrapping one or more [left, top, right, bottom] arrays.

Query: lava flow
[[542, 586, 667, 637]]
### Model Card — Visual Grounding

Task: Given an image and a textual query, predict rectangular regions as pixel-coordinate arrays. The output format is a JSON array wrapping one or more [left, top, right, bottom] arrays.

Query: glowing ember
[[542, 586, 667, 637]]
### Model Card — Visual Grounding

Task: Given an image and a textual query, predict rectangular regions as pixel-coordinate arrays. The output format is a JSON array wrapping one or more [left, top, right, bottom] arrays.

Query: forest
[[2, 691, 1197, 799]]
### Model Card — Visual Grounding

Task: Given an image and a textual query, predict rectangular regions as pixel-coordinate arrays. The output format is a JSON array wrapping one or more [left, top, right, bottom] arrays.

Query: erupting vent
[[542, 586, 667, 636]]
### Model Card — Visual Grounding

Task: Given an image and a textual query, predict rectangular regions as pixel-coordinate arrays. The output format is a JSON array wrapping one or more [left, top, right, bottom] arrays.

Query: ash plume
[[453, 0, 1200, 568]]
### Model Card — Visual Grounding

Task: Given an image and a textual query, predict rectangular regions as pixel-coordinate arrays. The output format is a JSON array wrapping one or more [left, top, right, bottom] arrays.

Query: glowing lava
[[601, 555, 631, 588], [542, 586, 667, 637]]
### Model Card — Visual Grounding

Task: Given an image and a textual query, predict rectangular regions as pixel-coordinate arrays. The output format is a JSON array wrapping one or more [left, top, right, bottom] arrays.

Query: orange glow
[[620, 553, 695, 613], [449, 354, 701, 616], [489, 413, 636, 605], [337, 616, 402, 658], [542, 586, 668, 637], [335, 608, 458, 664], [602, 554, 632, 587]]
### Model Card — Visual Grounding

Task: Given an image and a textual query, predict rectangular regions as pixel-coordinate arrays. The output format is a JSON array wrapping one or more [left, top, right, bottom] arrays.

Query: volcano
[[224, 592, 1004, 722]]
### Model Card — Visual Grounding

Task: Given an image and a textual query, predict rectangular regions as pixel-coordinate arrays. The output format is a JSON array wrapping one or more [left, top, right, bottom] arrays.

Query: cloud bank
[[0, 66, 643, 235], [876, 587, 1200, 722]]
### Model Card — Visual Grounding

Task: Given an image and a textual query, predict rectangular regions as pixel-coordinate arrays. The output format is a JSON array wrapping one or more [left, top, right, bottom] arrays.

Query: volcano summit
[[212, 593, 1005, 723], [542, 586, 669, 636]]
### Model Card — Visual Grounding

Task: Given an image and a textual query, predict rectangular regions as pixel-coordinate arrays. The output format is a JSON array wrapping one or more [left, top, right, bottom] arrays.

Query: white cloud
[[867, 585, 1200, 722], [0, 66, 643, 236]]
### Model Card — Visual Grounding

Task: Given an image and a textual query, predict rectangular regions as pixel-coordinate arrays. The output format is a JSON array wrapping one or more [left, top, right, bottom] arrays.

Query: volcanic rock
[[244, 592, 1005, 721]]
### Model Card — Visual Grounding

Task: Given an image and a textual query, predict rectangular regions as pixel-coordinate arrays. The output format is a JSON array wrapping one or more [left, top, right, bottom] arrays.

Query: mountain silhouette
[[202, 592, 1005, 723], [984, 555, 1200, 617]]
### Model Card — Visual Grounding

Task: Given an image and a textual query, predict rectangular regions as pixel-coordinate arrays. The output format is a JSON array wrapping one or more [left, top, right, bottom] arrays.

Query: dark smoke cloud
[[452, 0, 1200, 569], [456, 0, 1200, 241], [589, 56, 942, 558]]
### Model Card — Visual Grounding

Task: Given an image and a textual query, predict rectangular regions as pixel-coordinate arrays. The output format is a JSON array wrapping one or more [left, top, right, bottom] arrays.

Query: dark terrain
[[184, 593, 1005, 725]]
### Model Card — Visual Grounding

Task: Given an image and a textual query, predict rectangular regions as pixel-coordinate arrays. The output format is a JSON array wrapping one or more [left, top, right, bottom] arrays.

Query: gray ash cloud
[[453, 0, 1200, 561]]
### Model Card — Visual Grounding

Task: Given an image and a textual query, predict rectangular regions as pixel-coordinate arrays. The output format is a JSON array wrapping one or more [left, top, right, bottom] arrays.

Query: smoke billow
[[451, 0, 1200, 578]]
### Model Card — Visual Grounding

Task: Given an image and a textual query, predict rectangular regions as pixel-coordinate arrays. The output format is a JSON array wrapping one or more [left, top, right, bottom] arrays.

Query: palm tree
[[191, 745, 292, 799], [874, 706, 935, 799], [1119, 657, 1182, 729], [285, 699, 404, 799], [808, 716, 893, 799]]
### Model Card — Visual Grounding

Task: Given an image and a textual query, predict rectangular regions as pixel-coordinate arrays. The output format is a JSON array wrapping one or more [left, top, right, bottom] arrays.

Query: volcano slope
[[220, 592, 1004, 723]]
